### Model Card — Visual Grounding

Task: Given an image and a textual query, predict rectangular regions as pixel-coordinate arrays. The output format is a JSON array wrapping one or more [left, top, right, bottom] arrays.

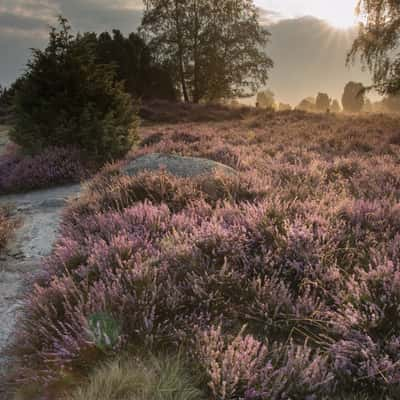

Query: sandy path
[[0, 184, 81, 384]]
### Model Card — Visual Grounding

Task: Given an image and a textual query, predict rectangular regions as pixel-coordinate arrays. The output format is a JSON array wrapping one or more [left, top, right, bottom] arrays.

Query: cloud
[[257, 8, 282, 25], [0, 0, 144, 37], [54, 0, 143, 33], [0, 0, 58, 37], [0, 0, 143, 86], [0, 12, 49, 36]]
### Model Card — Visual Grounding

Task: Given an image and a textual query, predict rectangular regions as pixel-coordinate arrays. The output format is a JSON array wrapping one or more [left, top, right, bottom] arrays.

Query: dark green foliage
[[0, 79, 23, 123], [0, 79, 23, 108], [88, 313, 121, 352], [10, 17, 139, 161], [93, 30, 177, 101]]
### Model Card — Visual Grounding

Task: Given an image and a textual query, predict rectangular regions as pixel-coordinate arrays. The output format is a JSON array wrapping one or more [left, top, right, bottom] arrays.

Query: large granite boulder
[[123, 153, 236, 178]]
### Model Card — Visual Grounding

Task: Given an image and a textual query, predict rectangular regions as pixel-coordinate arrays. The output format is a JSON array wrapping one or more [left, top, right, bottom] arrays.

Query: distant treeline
[[0, 29, 177, 106], [92, 30, 177, 101], [256, 82, 400, 114]]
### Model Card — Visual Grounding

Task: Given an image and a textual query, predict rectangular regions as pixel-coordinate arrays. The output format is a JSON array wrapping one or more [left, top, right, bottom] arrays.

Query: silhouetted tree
[[348, 0, 400, 95], [256, 89, 275, 109], [278, 102, 291, 111], [93, 30, 177, 100], [330, 99, 341, 113], [0, 79, 25, 124], [315, 92, 331, 112], [0, 85, 8, 119], [296, 97, 315, 112], [141, 0, 273, 103], [0, 81, 19, 108], [341, 82, 365, 113], [11, 17, 138, 161]]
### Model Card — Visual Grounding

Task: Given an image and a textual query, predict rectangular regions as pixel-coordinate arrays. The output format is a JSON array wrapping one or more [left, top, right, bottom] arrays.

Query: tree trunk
[[192, 0, 200, 103], [174, 0, 189, 102], [179, 59, 189, 102]]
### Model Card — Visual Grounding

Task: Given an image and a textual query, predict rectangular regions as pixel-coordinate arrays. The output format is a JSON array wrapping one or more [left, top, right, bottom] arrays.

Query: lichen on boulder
[[123, 153, 237, 178]]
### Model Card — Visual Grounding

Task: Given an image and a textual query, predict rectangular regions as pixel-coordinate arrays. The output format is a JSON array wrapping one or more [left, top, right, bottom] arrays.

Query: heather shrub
[[196, 326, 268, 399], [10, 112, 400, 399], [0, 145, 90, 194], [132, 129, 242, 170], [196, 326, 334, 400], [10, 17, 138, 162], [245, 343, 334, 400], [140, 132, 165, 147], [0, 205, 14, 250], [65, 168, 263, 221], [13, 199, 336, 382], [329, 331, 400, 396], [138, 100, 258, 124]]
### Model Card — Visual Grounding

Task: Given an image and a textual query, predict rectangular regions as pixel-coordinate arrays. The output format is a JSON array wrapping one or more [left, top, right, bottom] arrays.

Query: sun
[[257, 0, 358, 30], [313, 1, 359, 30]]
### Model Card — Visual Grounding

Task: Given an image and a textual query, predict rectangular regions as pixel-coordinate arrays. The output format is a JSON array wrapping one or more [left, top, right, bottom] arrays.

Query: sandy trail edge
[[0, 184, 81, 394]]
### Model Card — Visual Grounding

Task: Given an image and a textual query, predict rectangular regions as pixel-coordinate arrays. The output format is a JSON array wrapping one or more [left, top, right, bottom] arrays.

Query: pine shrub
[[10, 17, 139, 162]]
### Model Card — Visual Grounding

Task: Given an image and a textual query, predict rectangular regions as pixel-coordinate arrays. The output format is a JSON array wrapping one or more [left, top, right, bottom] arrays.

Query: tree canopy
[[296, 97, 315, 112], [331, 99, 341, 113], [141, 0, 273, 103], [315, 93, 331, 112], [348, 0, 400, 95], [256, 89, 275, 109], [341, 81, 365, 113], [92, 30, 177, 100]]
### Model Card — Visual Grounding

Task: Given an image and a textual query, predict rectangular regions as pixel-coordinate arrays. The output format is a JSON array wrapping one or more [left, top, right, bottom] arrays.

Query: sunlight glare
[[258, 0, 358, 30], [318, 1, 358, 29]]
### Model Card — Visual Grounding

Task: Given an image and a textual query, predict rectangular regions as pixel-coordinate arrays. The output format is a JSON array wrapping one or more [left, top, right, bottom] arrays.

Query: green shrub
[[88, 312, 122, 352], [10, 17, 139, 162]]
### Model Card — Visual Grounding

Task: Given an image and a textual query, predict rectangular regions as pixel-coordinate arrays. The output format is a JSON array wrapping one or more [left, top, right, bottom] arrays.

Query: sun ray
[[256, 0, 359, 30]]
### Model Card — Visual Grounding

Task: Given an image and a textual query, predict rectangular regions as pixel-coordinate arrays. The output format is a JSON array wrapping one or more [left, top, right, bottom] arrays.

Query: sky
[[255, 0, 358, 29], [0, 0, 374, 105]]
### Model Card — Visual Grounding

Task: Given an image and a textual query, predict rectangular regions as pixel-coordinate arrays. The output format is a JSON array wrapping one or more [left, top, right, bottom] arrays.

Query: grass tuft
[[68, 354, 204, 400]]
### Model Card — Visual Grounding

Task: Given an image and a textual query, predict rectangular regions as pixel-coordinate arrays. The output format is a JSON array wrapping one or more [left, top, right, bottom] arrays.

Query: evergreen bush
[[10, 17, 139, 161]]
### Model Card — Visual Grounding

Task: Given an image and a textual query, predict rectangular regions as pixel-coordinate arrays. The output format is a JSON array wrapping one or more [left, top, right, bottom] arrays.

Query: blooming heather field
[[10, 110, 400, 399], [0, 144, 91, 194]]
